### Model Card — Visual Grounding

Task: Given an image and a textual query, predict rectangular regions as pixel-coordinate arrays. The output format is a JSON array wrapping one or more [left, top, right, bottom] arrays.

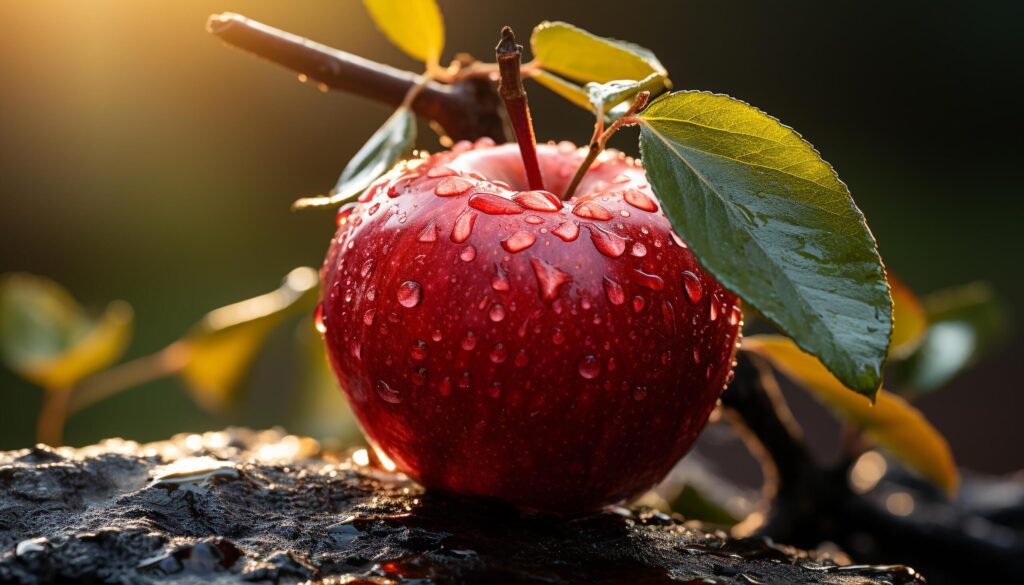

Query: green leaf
[[531, 21, 669, 87], [895, 282, 1008, 393], [293, 108, 416, 210], [531, 70, 592, 111], [180, 267, 320, 411], [363, 0, 444, 67], [586, 73, 664, 114], [638, 91, 892, 397], [670, 483, 739, 526], [0, 273, 133, 389], [745, 335, 959, 495]]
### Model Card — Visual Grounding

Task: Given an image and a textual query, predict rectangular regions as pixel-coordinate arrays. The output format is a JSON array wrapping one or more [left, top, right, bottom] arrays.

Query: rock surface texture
[[0, 428, 925, 584]]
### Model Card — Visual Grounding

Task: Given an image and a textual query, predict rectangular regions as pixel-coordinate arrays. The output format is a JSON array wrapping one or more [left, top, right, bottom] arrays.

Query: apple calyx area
[[318, 138, 742, 514]]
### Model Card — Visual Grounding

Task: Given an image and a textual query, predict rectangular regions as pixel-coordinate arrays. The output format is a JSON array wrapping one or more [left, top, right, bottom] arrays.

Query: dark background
[[1, 1, 1021, 474]]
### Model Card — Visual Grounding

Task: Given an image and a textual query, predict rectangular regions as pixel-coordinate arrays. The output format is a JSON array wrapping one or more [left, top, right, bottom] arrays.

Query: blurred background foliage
[[1, 0, 1021, 485]]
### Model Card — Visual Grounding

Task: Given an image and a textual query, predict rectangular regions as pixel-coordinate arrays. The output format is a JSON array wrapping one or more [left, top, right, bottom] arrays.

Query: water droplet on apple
[[634, 269, 665, 291], [513, 190, 562, 212], [487, 381, 502, 398], [427, 165, 457, 178], [489, 343, 507, 364], [314, 303, 327, 334], [530, 257, 572, 302], [514, 349, 529, 367], [632, 296, 646, 313], [351, 341, 362, 361], [552, 221, 580, 242], [578, 355, 602, 379], [603, 277, 626, 305], [363, 308, 376, 325], [410, 340, 428, 360], [375, 380, 401, 403], [662, 300, 676, 334], [469, 193, 524, 215], [630, 242, 647, 257], [501, 230, 536, 253], [431, 329, 443, 341], [709, 298, 719, 321], [489, 303, 506, 322], [417, 220, 438, 242], [573, 201, 613, 220], [411, 367, 427, 385], [450, 209, 478, 243], [397, 281, 422, 308], [623, 189, 658, 212], [681, 271, 703, 303], [459, 245, 477, 262], [460, 331, 477, 351], [552, 328, 566, 345], [585, 224, 627, 258], [729, 305, 742, 326], [491, 264, 511, 291], [459, 372, 472, 389], [360, 258, 375, 278], [632, 386, 648, 401], [435, 176, 473, 196], [524, 215, 544, 224]]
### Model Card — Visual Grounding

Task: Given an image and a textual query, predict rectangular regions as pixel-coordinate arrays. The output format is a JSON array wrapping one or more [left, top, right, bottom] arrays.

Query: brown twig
[[495, 27, 544, 191], [563, 91, 650, 200], [206, 12, 505, 143]]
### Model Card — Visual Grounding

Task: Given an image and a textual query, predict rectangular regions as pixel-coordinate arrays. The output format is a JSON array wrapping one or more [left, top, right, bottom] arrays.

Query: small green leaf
[[180, 267, 320, 411], [586, 73, 663, 114], [670, 483, 739, 526], [895, 282, 1008, 393], [745, 335, 959, 495], [531, 70, 592, 111], [531, 21, 669, 87], [638, 91, 891, 397], [0, 273, 133, 389], [293, 107, 416, 210], [363, 0, 444, 67]]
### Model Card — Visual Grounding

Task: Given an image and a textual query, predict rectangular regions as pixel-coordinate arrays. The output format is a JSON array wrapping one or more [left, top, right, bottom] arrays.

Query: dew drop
[[501, 230, 536, 253], [460, 331, 477, 351], [630, 242, 647, 257], [729, 305, 742, 326], [709, 298, 719, 321], [491, 264, 511, 291], [431, 329, 443, 341], [662, 300, 677, 334], [524, 215, 544, 224], [375, 380, 401, 404], [585, 224, 627, 258], [487, 381, 502, 398], [603, 277, 626, 305], [513, 190, 562, 211], [578, 355, 602, 379], [427, 165, 457, 178], [607, 356, 617, 371], [411, 367, 428, 385], [417, 220, 438, 242], [410, 340, 428, 360], [632, 296, 646, 313], [634, 269, 665, 291], [573, 201, 613, 220], [671, 230, 688, 248], [397, 281, 422, 308], [363, 308, 376, 326], [368, 202, 381, 216], [489, 343, 507, 364], [623, 189, 658, 212], [360, 258, 376, 278], [632, 385, 648, 401], [514, 349, 529, 367], [450, 209, 478, 243], [530, 257, 572, 302], [552, 221, 580, 242], [469, 192, 524, 215], [489, 303, 507, 322], [552, 328, 566, 345], [459, 371, 472, 389], [459, 245, 477, 262], [314, 303, 327, 334], [681, 271, 703, 303], [435, 176, 474, 196]]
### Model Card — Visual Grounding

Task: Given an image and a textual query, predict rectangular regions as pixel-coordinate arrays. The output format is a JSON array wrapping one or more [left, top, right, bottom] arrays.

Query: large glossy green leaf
[[638, 91, 891, 397], [895, 282, 1008, 393], [363, 0, 444, 67], [293, 108, 416, 210], [180, 267, 320, 411], [0, 273, 133, 389], [745, 335, 958, 495], [531, 21, 669, 86]]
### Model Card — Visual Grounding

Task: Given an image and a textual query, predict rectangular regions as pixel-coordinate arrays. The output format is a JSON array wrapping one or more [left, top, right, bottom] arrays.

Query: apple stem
[[563, 91, 651, 200], [496, 27, 546, 191]]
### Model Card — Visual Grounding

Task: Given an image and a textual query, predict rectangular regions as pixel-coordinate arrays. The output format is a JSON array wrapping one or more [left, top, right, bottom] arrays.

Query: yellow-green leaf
[[531, 21, 669, 87], [744, 335, 958, 495], [180, 267, 320, 411], [363, 0, 444, 67], [0, 273, 133, 389], [889, 276, 928, 359], [531, 70, 592, 111]]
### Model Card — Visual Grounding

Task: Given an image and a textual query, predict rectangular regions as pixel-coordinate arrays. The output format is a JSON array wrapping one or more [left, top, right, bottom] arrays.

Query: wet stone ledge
[[0, 428, 924, 584]]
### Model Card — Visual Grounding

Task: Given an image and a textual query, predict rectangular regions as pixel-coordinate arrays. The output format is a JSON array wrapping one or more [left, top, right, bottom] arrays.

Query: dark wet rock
[[0, 428, 925, 584]]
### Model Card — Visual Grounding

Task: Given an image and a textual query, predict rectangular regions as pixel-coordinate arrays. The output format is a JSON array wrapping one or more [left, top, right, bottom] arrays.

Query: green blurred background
[[1, 1, 1021, 473]]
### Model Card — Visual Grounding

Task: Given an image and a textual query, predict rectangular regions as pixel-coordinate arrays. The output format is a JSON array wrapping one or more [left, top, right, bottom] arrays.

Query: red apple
[[318, 138, 741, 514]]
